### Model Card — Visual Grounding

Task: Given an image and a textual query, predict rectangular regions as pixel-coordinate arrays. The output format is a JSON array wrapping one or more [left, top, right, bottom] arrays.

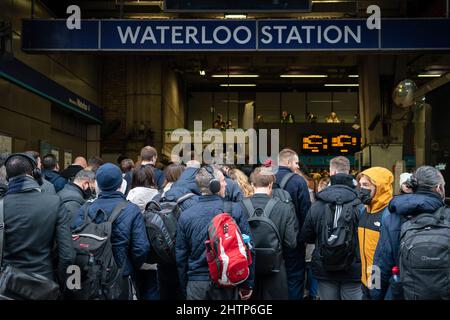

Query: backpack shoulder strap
[[435, 205, 450, 222], [108, 200, 129, 223], [280, 172, 296, 190], [242, 198, 256, 219], [0, 198, 5, 267], [177, 193, 195, 204], [151, 192, 162, 203], [262, 197, 280, 219], [81, 201, 93, 225]]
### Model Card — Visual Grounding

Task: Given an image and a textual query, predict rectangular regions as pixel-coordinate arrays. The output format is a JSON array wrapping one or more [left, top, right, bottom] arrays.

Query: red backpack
[[205, 204, 252, 287]]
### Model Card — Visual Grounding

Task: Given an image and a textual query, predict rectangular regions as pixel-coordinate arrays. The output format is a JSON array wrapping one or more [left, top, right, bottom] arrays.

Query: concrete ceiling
[[38, 0, 447, 19]]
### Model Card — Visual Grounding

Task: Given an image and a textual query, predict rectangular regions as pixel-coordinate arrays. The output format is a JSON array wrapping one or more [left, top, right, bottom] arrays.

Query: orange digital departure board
[[302, 134, 361, 155]]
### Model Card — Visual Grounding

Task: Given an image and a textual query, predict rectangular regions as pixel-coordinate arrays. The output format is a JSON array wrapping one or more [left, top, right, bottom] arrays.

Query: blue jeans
[[306, 265, 318, 299], [283, 245, 306, 300]]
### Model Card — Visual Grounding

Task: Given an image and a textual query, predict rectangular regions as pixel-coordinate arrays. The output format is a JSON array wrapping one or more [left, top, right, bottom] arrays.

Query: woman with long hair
[[229, 168, 254, 198], [126, 165, 160, 300], [126, 165, 159, 213]]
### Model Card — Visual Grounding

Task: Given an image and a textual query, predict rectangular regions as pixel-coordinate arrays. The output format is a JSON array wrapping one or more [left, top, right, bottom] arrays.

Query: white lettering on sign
[[324, 25, 342, 44], [286, 26, 303, 44], [115, 24, 362, 47], [172, 26, 184, 44], [261, 26, 273, 44], [213, 26, 232, 44], [117, 26, 141, 44], [186, 26, 199, 44], [234, 26, 252, 44], [140, 26, 157, 44], [261, 24, 361, 45], [116, 25, 252, 46]]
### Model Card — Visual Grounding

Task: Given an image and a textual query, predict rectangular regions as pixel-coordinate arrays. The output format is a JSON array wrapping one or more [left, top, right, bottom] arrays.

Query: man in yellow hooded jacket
[[357, 167, 394, 299]]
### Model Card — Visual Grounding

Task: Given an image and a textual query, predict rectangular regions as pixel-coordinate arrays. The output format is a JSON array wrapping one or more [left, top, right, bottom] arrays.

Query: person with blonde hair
[[229, 168, 254, 198]]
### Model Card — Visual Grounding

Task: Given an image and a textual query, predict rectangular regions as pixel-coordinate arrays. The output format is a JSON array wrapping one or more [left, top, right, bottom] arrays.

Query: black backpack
[[319, 199, 359, 272], [399, 206, 450, 300], [68, 200, 127, 300], [242, 198, 283, 275], [143, 193, 195, 265]]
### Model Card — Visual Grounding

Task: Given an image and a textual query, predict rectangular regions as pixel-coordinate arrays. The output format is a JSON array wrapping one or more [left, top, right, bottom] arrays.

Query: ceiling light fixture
[[212, 74, 259, 78], [224, 14, 248, 19], [324, 83, 359, 87], [280, 74, 328, 78], [418, 74, 443, 78], [220, 84, 256, 87], [199, 70, 206, 76], [348, 74, 359, 78]]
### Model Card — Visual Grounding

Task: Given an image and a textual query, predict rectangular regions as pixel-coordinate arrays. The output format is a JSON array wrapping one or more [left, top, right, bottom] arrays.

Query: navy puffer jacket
[[371, 191, 444, 300], [176, 195, 255, 292], [163, 167, 200, 210], [72, 191, 150, 277], [42, 169, 67, 192]]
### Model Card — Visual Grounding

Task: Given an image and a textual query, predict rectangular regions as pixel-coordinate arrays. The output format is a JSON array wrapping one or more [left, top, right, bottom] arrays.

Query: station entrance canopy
[[22, 18, 450, 52]]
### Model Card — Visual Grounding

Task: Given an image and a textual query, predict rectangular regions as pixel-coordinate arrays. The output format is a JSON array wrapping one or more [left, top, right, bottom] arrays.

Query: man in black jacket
[[300, 156, 362, 300], [58, 169, 96, 223], [242, 166, 298, 299], [275, 148, 312, 300], [2, 153, 75, 285]]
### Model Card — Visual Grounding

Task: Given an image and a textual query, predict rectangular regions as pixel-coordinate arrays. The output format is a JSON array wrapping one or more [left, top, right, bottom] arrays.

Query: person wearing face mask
[[356, 167, 394, 299], [370, 166, 447, 300], [58, 169, 96, 224]]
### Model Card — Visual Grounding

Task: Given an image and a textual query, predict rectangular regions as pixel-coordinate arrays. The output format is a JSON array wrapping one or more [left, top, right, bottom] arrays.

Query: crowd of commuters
[[0, 145, 448, 300]]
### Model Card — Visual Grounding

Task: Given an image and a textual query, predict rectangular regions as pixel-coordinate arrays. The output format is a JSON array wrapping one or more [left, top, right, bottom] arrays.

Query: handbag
[[0, 198, 60, 300]]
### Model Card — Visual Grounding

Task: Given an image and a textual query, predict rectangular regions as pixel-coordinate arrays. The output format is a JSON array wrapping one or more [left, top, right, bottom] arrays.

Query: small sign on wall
[[51, 149, 60, 163], [0, 134, 12, 154], [64, 151, 72, 169]]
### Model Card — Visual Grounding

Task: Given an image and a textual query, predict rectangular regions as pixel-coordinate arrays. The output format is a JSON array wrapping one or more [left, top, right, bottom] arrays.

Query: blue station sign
[[21, 18, 450, 52]]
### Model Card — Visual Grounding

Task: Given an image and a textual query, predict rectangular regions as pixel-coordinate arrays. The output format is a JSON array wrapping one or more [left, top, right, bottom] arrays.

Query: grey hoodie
[[126, 187, 159, 213]]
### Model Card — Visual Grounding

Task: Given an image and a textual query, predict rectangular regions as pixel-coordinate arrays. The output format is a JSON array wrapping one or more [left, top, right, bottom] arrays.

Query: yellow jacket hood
[[361, 167, 394, 213]]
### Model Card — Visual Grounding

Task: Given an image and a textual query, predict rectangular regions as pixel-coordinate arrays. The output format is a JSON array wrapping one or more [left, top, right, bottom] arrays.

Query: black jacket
[[300, 174, 362, 282], [60, 165, 84, 181], [275, 166, 311, 234], [242, 193, 298, 300], [58, 182, 87, 224], [2, 176, 75, 283]]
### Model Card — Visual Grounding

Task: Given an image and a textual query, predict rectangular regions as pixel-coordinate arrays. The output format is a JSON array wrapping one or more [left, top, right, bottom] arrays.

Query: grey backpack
[[68, 201, 127, 300], [399, 206, 450, 300]]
